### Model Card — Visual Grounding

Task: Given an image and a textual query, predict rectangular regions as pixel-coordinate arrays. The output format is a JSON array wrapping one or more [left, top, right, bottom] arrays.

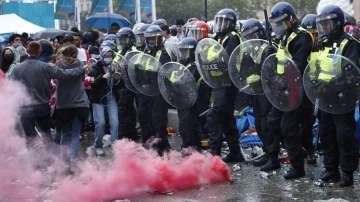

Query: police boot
[[339, 171, 354, 187], [320, 169, 340, 183], [260, 157, 280, 171], [253, 154, 268, 167], [283, 164, 305, 180]]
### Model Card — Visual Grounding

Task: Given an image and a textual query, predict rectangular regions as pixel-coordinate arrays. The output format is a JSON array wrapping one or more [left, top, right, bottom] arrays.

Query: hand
[[103, 73, 110, 79]]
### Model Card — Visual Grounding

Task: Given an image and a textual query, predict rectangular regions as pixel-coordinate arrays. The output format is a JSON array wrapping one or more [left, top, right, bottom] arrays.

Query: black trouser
[[20, 104, 52, 145], [152, 95, 170, 153], [249, 95, 273, 154], [266, 101, 310, 168], [302, 100, 316, 156], [178, 81, 211, 149], [207, 85, 241, 155], [137, 94, 170, 154], [117, 88, 138, 141], [137, 94, 155, 142], [319, 111, 359, 173]]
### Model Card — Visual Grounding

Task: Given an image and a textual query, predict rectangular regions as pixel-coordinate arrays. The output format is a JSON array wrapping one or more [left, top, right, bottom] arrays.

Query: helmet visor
[[316, 14, 337, 40], [241, 26, 260, 40], [146, 36, 161, 48], [135, 34, 145, 47], [189, 27, 205, 41], [214, 16, 232, 33]]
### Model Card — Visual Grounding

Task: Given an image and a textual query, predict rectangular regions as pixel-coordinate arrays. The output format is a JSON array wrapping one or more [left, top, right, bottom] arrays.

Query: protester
[[10, 41, 85, 145], [54, 45, 89, 162]]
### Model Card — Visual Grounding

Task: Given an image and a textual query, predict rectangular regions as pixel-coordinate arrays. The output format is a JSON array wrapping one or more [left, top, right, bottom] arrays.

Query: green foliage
[[156, 0, 319, 24]]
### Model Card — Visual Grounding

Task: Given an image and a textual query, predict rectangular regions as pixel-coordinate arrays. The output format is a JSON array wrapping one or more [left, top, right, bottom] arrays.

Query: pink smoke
[[50, 140, 230, 202], [0, 78, 231, 201], [0, 79, 43, 201]]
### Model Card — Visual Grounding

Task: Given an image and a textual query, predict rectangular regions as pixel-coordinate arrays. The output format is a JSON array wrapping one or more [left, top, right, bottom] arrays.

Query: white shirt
[[77, 48, 87, 63]]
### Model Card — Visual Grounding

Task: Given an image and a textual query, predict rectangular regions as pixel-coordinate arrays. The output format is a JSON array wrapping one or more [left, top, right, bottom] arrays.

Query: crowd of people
[[1, 1, 360, 188]]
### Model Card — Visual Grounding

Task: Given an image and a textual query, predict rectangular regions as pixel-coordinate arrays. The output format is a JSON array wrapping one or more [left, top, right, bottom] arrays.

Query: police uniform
[[265, 26, 313, 177], [207, 30, 243, 159], [113, 47, 139, 141]]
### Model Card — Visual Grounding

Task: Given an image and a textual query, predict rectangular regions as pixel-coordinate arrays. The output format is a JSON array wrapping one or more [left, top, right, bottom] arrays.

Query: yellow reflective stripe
[[207, 44, 222, 61], [155, 50, 162, 60], [210, 70, 223, 77], [318, 48, 336, 82], [113, 51, 123, 64], [254, 43, 268, 64], [339, 39, 349, 56], [285, 32, 297, 54], [246, 74, 260, 84], [276, 48, 287, 74], [221, 31, 241, 46]]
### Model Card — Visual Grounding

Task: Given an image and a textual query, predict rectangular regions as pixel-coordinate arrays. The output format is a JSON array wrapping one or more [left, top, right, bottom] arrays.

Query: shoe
[[222, 153, 244, 163], [283, 166, 305, 180], [95, 148, 105, 156], [306, 153, 317, 165], [253, 155, 268, 167], [339, 171, 353, 187], [260, 158, 280, 172], [320, 170, 340, 183]]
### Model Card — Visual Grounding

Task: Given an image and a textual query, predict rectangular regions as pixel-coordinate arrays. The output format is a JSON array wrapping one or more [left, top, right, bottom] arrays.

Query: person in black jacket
[[11, 41, 85, 145], [88, 45, 119, 156]]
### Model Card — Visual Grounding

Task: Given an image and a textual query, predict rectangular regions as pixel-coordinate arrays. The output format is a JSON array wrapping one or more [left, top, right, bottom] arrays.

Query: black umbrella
[[32, 29, 74, 40]]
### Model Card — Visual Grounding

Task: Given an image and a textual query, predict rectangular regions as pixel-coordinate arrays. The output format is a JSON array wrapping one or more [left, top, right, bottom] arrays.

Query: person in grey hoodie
[[54, 45, 89, 161], [11, 41, 85, 145]]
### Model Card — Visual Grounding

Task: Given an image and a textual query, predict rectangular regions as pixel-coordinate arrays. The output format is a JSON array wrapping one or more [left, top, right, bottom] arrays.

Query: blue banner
[[120, 0, 153, 23], [91, 0, 109, 14], [55, 0, 75, 20], [2, 2, 54, 28]]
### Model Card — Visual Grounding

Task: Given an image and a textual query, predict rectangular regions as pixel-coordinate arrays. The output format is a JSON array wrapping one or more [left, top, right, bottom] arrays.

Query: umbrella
[[33, 29, 75, 40], [85, 12, 132, 31]]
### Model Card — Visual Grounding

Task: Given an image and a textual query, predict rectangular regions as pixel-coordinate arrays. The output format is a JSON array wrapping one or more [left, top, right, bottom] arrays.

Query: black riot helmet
[[116, 27, 136, 51], [316, 5, 345, 43], [213, 8, 237, 34], [301, 14, 318, 47], [301, 14, 317, 32], [133, 23, 150, 49], [144, 25, 163, 50], [269, 2, 298, 37], [177, 37, 197, 64], [241, 18, 266, 40]]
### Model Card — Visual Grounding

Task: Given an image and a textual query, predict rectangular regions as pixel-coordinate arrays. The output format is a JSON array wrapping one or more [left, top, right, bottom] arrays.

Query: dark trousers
[[178, 81, 211, 149], [117, 88, 138, 141], [266, 102, 310, 167], [137, 94, 170, 154], [250, 95, 273, 154], [20, 104, 52, 145], [207, 85, 241, 155], [319, 111, 359, 173]]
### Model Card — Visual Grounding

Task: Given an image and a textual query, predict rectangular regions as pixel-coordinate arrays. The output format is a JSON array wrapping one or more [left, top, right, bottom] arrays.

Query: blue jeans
[[93, 95, 119, 148], [60, 116, 82, 161]]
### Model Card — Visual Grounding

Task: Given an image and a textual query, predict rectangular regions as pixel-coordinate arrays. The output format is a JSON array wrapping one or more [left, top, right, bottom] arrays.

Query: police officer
[[300, 14, 319, 165], [239, 18, 276, 167], [176, 37, 211, 150], [113, 27, 138, 141], [262, 2, 313, 179], [207, 8, 243, 162], [139, 25, 172, 155], [315, 5, 359, 187], [133, 23, 151, 51]]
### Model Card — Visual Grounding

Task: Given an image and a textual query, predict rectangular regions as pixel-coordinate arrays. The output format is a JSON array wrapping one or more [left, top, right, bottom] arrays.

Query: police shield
[[195, 38, 231, 89], [119, 50, 141, 93], [228, 39, 269, 95], [261, 53, 303, 112], [158, 62, 198, 109], [128, 53, 161, 96], [303, 54, 360, 114]]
